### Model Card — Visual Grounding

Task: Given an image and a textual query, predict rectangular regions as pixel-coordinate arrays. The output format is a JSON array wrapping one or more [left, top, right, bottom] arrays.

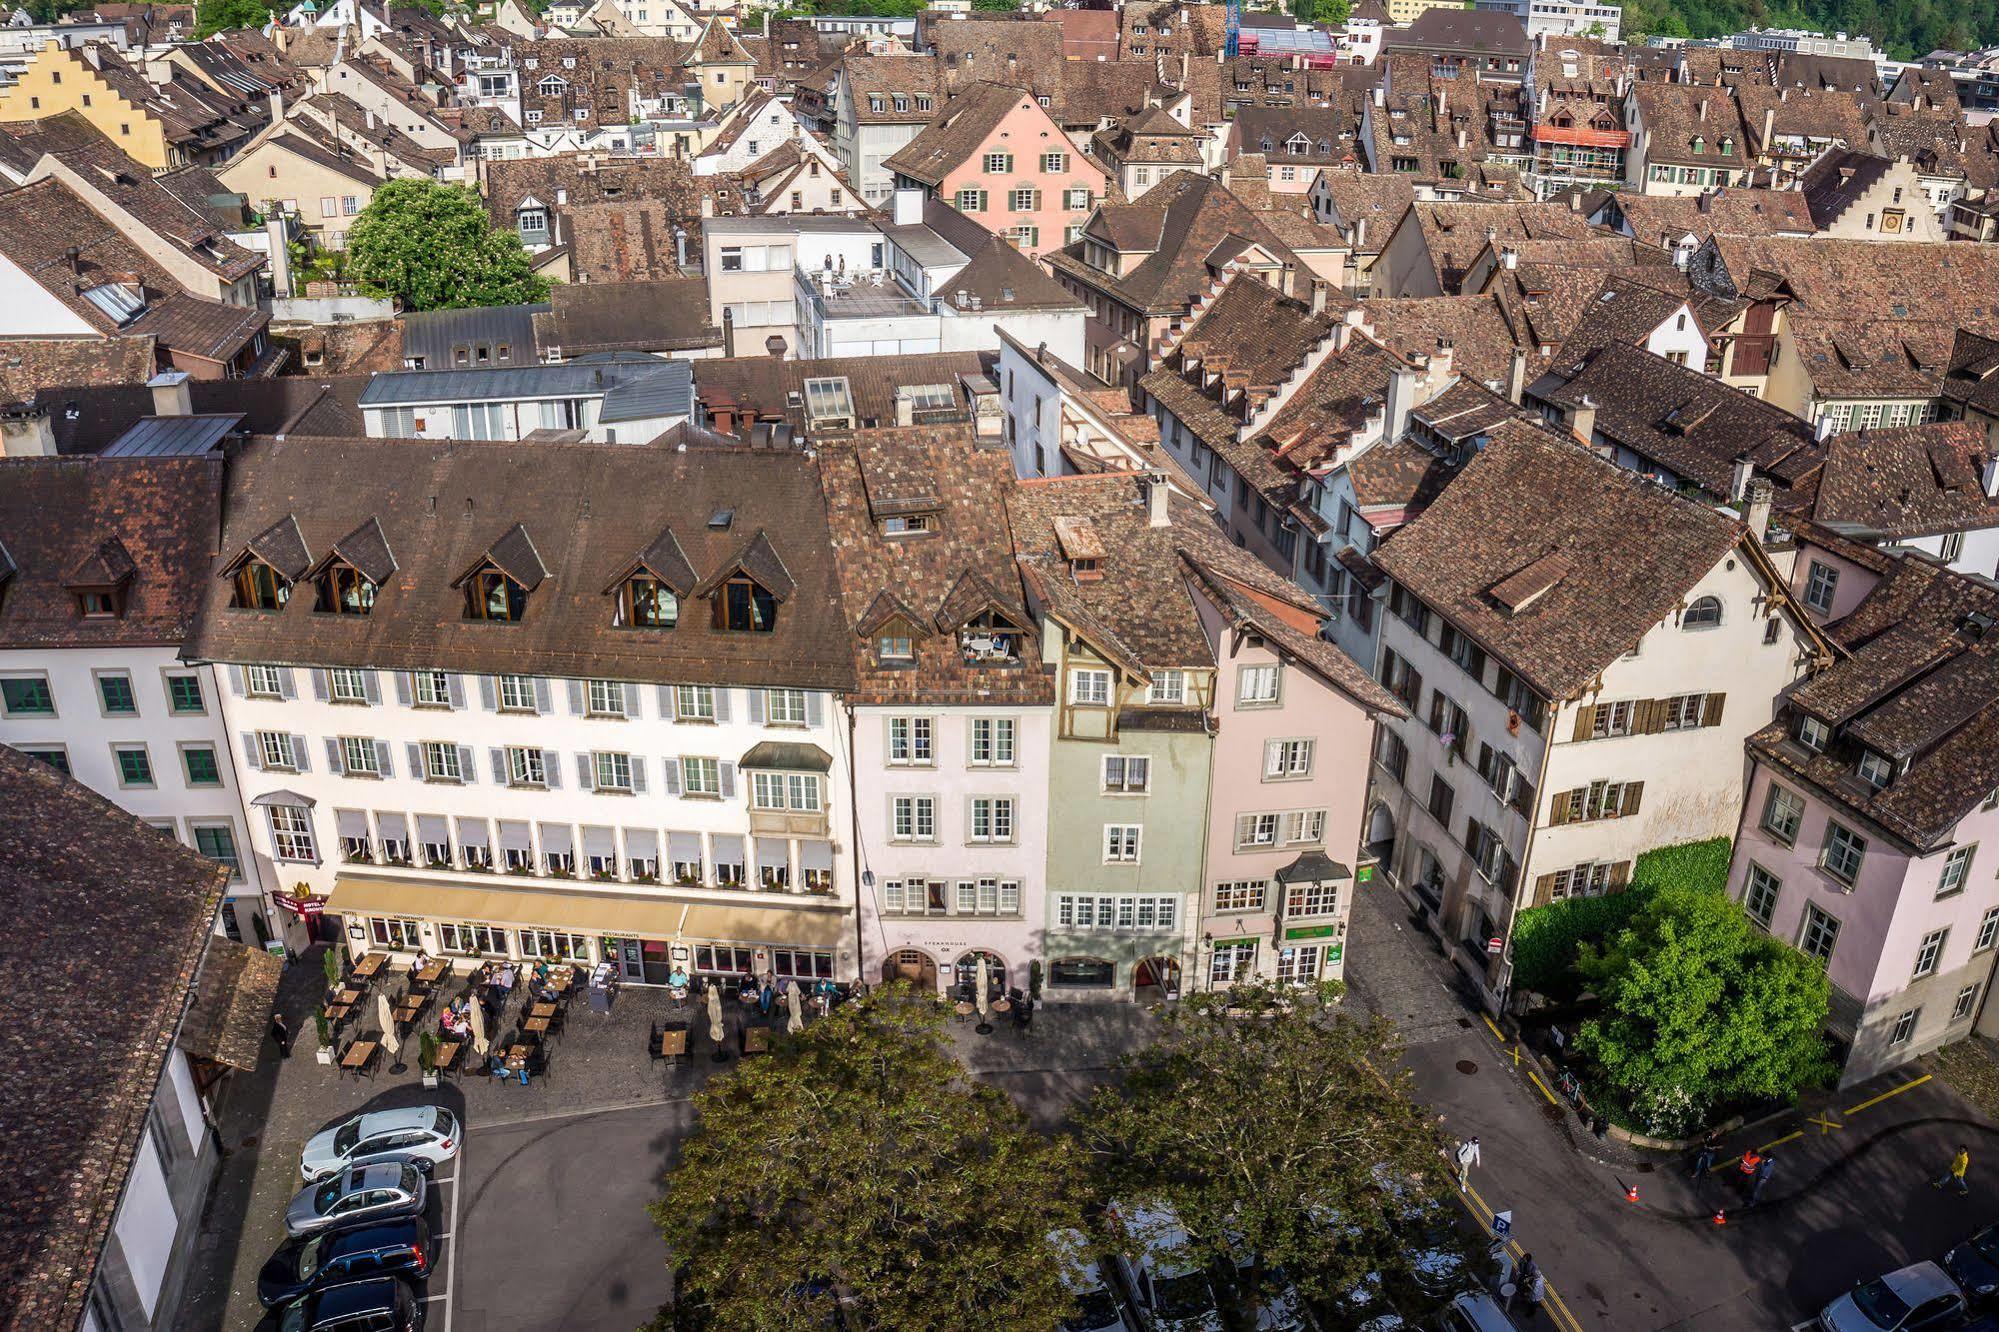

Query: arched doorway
[[1365, 802, 1396, 867], [952, 949, 1007, 1001], [1133, 955, 1182, 1002], [882, 948, 938, 992]]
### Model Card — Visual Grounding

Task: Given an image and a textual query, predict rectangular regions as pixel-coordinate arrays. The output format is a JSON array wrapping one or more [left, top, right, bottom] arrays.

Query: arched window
[[1683, 595, 1722, 629]]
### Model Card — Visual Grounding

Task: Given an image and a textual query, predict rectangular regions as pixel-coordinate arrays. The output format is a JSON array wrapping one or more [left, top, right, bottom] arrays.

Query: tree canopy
[[344, 178, 549, 313], [1622, 0, 1995, 61], [194, 0, 277, 38], [1290, 0, 1352, 24], [1076, 983, 1477, 1316], [651, 992, 1084, 1332], [1575, 886, 1834, 1136]]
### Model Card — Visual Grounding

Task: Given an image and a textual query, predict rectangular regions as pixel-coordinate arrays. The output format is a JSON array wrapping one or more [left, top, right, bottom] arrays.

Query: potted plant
[[1028, 960, 1043, 1005], [419, 1031, 440, 1088], [315, 1011, 334, 1065], [322, 945, 343, 992], [591, 867, 620, 883]]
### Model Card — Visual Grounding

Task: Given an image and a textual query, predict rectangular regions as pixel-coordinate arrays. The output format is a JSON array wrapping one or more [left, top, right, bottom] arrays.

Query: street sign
[[274, 893, 324, 918], [1285, 924, 1338, 941], [1491, 1210, 1512, 1237], [1486, 936, 1503, 954]]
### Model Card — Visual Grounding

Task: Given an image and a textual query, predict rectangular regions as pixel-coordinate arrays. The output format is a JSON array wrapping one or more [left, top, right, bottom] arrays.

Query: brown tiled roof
[[177, 938, 281, 1072], [1382, 7, 1530, 59], [1940, 329, 1999, 419], [1313, 170, 1414, 250], [1749, 558, 1999, 852], [840, 55, 945, 124], [1357, 293, 1525, 388], [1369, 419, 1747, 699], [1701, 236, 1999, 335], [184, 437, 856, 690], [0, 335, 155, 404], [1229, 104, 1358, 167], [935, 237, 1086, 314], [883, 80, 1032, 187], [817, 424, 1050, 707], [1810, 421, 1999, 540], [33, 376, 365, 455], [0, 454, 220, 647], [1735, 84, 1870, 156], [1799, 148, 1897, 228], [567, 200, 687, 284], [1393, 200, 1601, 294], [693, 349, 990, 438], [1630, 83, 1752, 168], [1346, 435, 1461, 516], [0, 746, 226, 1332], [1607, 188, 1817, 246], [294, 319, 404, 376]]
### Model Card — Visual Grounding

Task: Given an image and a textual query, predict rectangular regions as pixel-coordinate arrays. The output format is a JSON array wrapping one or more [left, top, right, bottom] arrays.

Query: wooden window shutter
[[1639, 699, 1666, 734], [1608, 860, 1632, 892], [1548, 790, 1572, 825], [1620, 781, 1644, 817], [1701, 692, 1726, 727], [1533, 873, 1558, 907], [1571, 703, 1597, 742]]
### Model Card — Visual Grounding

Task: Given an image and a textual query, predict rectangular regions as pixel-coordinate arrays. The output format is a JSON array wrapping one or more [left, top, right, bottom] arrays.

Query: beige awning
[[326, 874, 847, 948]]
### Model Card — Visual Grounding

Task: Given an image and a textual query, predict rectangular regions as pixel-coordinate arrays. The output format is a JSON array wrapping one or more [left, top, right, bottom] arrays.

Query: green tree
[[1576, 886, 1833, 1136], [195, 0, 277, 37], [345, 178, 548, 312], [1290, 0, 1351, 22], [651, 991, 1085, 1332], [1077, 983, 1472, 1318]]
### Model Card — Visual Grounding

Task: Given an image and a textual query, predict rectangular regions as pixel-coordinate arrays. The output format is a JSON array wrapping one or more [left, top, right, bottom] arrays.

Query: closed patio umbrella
[[708, 983, 728, 1063], [469, 990, 490, 1056], [377, 992, 403, 1070], [786, 983, 803, 1034], [975, 956, 992, 1034]]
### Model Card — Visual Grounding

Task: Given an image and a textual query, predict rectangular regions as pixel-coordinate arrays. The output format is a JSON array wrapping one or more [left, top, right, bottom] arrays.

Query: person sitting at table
[[496, 963, 517, 993], [667, 966, 689, 999], [489, 1052, 509, 1078], [441, 1006, 467, 1038], [737, 975, 758, 1005], [531, 959, 553, 986]]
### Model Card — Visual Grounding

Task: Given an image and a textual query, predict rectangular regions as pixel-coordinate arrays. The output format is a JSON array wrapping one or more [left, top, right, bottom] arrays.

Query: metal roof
[[399, 303, 549, 370], [599, 361, 694, 424], [100, 413, 243, 457], [359, 362, 665, 407]]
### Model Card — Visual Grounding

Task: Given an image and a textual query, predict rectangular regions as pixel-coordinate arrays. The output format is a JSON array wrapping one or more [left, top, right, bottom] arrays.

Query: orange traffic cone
[[1712, 1208, 1727, 1226], [1624, 1183, 1639, 1203]]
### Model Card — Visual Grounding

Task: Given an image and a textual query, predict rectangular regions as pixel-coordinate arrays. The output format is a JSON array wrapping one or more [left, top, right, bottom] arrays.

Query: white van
[[1050, 1228, 1140, 1332], [1106, 1203, 1225, 1332]]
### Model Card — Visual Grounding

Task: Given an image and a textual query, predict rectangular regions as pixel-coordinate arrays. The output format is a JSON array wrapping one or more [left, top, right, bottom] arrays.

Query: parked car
[[1106, 1203, 1225, 1332], [1947, 1227, 1999, 1305], [300, 1106, 459, 1182], [257, 1218, 431, 1307], [1229, 1262, 1318, 1332], [284, 1163, 426, 1238], [1050, 1228, 1138, 1332], [271, 1276, 423, 1332], [1435, 1290, 1516, 1332], [1818, 1262, 1966, 1332]]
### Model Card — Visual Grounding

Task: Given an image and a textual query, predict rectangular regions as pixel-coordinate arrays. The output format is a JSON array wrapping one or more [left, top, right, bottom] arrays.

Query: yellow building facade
[[0, 44, 174, 169]]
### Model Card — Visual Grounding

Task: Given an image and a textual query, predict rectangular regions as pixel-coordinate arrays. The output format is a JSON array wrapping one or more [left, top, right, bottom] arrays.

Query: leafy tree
[[195, 0, 278, 37], [1077, 983, 1473, 1318], [1576, 886, 1833, 1136], [1291, 0, 1351, 23], [651, 991, 1085, 1332], [344, 179, 548, 312]]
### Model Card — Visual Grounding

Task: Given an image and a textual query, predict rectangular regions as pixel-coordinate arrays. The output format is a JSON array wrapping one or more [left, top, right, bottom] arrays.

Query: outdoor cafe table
[[393, 995, 425, 1024], [341, 1040, 379, 1079], [529, 1002, 557, 1019], [323, 1001, 355, 1024], [351, 953, 389, 980], [546, 970, 575, 994], [334, 986, 362, 1006], [741, 1025, 770, 1055], [524, 1014, 551, 1036], [434, 1040, 462, 1073], [503, 1043, 533, 1073], [415, 959, 449, 986], [992, 999, 1012, 1014], [659, 1027, 688, 1061]]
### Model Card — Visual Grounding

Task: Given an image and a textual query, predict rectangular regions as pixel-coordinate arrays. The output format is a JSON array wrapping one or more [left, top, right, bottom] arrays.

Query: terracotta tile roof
[[567, 199, 688, 283], [1092, 104, 1205, 166], [0, 335, 155, 404], [1357, 294, 1524, 388], [1749, 558, 1999, 852], [693, 349, 991, 437], [1050, 171, 1303, 315], [0, 746, 226, 1332], [1369, 419, 1746, 700], [1346, 434, 1461, 515], [177, 938, 281, 1072], [534, 277, 716, 355], [1228, 104, 1359, 167], [1630, 83, 1753, 168], [0, 453, 220, 648], [184, 437, 856, 690], [817, 424, 1050, 706], [1809, 421, 1999, 540], [294, 319, 404, 376], [1735, 84, 1870, 156], [483, 152, 699, 246], [1313, 169, 1414, 250], [1699, 237, 1999, 349], [883, 80, 1036, 187], [1940, 329, 1999, 419], [1394, 200, 1601, 294], [936, 236, 1086, 314], [1607, 188, 1817, 245], [839, 55, 944, 124], [1799, 148, 1899, 228]]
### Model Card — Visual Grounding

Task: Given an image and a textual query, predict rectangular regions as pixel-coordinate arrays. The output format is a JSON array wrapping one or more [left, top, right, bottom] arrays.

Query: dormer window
[[1719, 135, 1734, 155], [1682, 595, 1722, 630], [77, 589, 120, 618], [882, 513, 935, 537], [1858, 750, 1893, 789], [231, 557, 290, 610], [1798, 714, 1829, 753], [959, 608, 1024, 664], [717, 575, 777, 632], [1690, 135, 1705, 154], [315, 561, 376, 615], [877, 632, 914, 663], [466, 563, 527, 621], [226, 514, 309, 612], [621, 574, 678, 628], [697, 529, 793, 634]]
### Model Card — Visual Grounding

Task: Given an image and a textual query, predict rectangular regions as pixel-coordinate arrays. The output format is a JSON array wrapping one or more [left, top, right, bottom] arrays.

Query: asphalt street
[[1346, 879, 1999, 1331]]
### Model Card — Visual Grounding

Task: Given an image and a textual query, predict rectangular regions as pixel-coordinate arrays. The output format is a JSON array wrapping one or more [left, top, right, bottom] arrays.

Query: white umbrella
[[786, 983, 803, 1034], [469, 991, 490, 1056], [976, 956, 991, 1031], [707, 983, 725, 1046], [377, 992, 401, 1057]]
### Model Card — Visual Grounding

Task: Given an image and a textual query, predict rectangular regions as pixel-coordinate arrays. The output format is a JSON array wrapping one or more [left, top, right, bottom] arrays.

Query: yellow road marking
[[1482, 1013, 1506, 1042], [1526, 1069, 1560, 1106], [1461, 1184, 1585, 1332], [1807, 1114, 1843, 1134], [1513, 1044, 1522, 1067], [1760, 1130, 1803, 1152], [1844, 1074, 1931, 1116]]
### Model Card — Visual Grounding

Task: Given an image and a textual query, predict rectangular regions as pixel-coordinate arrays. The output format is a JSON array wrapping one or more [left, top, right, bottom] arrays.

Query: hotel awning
[[325, 875, 847, 948]]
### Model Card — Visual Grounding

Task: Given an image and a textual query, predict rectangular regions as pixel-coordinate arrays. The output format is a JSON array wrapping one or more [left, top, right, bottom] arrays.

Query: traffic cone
[[1624, 1183, 1639, 1203], [1712, 1208, 1727, 1226]]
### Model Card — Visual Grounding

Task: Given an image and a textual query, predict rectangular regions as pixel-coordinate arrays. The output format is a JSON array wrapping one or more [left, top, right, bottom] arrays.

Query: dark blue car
[[1948, 1227, 1999, 1305], [271, 1277, 423, 1332], [257, 1219, 430, 1308]]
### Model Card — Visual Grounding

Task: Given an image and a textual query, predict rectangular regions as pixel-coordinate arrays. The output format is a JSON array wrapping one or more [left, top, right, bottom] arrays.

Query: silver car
[[284, 1163, 426, 1237], [300, 1106, 459, 1183], [1819, 1262, 1966, 1332]]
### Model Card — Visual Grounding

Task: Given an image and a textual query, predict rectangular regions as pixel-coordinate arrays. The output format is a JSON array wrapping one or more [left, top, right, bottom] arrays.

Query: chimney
[[1568, 393, 1598, 444], [268, 89, 283, 122], [891, 187, 923, 227], [896, 392, 914, 427], [1698, 96, 1708, 122], [0, 402, 55, 458], [1385, 363, 1419, 441], [1310, 278, 1328, 314], [1353, 216, 1367, 251], [1761, 105, 1775, 152], [365, 107, 377, 130], [1745, 477, 1774, 541], [148, 370, 192, 418], [1506, 346, 1526, 404], [1500, 245, 1517, 269], [1730, 456, 1753, 500], [1143, 469, 1170, 527]]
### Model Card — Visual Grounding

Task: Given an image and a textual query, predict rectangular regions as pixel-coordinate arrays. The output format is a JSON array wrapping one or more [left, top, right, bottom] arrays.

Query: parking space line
[[1843, 1074, 1931, 1116], [1460, 1182, 1585, 1332], [441, 1142, 463, 1332], [1525, 1069, 1560, 1106]]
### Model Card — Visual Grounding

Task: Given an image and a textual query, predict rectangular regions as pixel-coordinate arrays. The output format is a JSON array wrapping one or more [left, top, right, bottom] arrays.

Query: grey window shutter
[[407, 742, 425, 778], [291, 735, 310, 772], [376, 740, 394, 778], [478, 675, 498, 711], [458, 745, 477, 783], [227, 664, 247, 696], [719, 760, 737, 799], [662, 757, 682, 796], [394, 672, 414, 706], [241, 732, 261, 768], [362, 671, 381, 704], [747, 690, 766, 725], [279, 669, 299, 700], [543, 749, 563, 789], [311, 669, 330, 701], [325, 737, 345, 774], [447, 674, 466, 709], [489, 747, 508, 784], [806, 691, 824, 727], [567, 679, 586, 715], [533, 678, 552, 714], [631, 756, 648, 794], [623, 682, 642, 718], [576, 753, 596, 790], [714, 688, 733, 723], [657, 685, 674, 716]]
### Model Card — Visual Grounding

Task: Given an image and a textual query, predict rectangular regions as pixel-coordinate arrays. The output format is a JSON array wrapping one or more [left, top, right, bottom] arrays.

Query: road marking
[[1526, 1069, 1560, 1106], [1462, 1183, 1585, 1332], [1807, 1113, 1844, 1134], [1760, 1130, 1803, 1151], [1844, 1074, 1931, 1116], [1481, 1014, 1506, 1042], [441, 1141, 463, 1332]]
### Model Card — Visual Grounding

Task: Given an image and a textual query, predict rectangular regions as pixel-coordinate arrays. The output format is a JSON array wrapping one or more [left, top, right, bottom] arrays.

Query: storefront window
[[694, 944, 755, 975], [521, 929, 590, 960], [954, 950, 1006, 994], [771, 948, 834, 979], [440, 922, 508, 955], [1049, 956, 1115, 988], [370, 916, 421, 950]]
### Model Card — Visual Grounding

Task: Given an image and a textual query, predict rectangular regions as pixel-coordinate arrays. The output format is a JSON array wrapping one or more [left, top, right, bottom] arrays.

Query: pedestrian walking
[[1455, 1136, 1481, 1188], [269, 1012, 291, 1059], [1749, 1152, 1776, 1205], [1934, 1145, 1972, 1195], [1690, 1135, 1718, 1179]]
